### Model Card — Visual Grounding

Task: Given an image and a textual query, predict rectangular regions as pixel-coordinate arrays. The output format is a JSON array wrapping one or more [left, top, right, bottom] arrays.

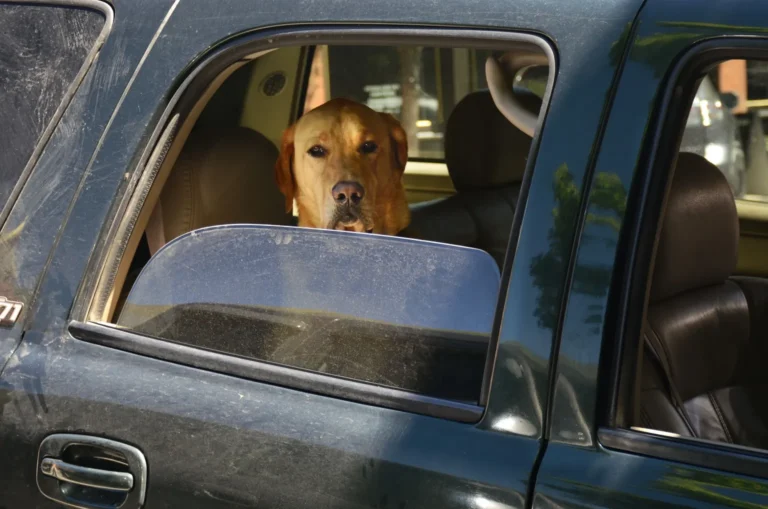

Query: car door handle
[[37, 434, 147, 509], [40, 457, 134, 492]]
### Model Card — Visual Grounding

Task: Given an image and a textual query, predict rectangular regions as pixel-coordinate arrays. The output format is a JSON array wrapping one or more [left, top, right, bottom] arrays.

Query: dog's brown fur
[[274, 98, 411, 235]]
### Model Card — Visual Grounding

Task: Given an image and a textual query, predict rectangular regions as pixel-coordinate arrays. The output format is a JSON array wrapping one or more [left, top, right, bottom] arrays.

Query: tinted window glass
[[0, 4, 104, 211], [118, 225, 500, 402]]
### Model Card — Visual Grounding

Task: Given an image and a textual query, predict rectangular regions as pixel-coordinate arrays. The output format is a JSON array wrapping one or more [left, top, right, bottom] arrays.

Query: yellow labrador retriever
[[274, 98, 411, 235]]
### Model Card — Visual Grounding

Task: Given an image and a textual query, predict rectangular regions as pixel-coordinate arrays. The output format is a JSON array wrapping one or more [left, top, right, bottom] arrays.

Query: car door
[[0, 0, 643, 507], [533, 0, 768, 507]]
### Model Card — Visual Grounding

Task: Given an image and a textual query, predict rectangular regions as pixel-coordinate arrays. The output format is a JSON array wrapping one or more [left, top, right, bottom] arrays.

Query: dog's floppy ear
[[379, 112, 408, 175], [274, 123, 296, 213]]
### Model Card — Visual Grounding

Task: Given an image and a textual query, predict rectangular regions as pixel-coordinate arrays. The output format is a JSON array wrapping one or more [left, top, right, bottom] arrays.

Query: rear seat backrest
[[640, 152, 768, 448], [408, 90, 540, 266], [145, 125, 291, 254]]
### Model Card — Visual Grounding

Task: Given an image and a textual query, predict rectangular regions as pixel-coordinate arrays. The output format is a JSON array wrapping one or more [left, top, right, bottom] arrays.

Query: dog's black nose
[[332, 181, 365, 206]]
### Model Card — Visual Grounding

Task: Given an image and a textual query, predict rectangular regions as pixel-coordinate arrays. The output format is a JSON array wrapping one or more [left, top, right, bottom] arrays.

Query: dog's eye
[[360, 141, 378, 154], [308, 145, 327, 158]]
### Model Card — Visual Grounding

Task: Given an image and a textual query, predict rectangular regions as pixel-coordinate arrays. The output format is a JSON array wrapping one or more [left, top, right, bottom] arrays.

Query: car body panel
[[2, 330, 540, 507], [0, 0, 172, 357], [551, 0, 768, 450], [0, 0, 111, 401], [535, 443, 768, 509], [6, 0, 768, 507], [537, 0, 768, 507], [0, 0, 645, 507]]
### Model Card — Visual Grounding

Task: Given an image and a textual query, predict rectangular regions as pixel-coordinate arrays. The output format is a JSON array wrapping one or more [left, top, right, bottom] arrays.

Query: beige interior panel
[[241, 46, 305, 147], [736, 199, 768, 276], [403, 161, 455, 204]]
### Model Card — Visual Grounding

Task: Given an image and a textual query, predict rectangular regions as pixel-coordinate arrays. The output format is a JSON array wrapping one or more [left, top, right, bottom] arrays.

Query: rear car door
[[0, 0, 643, 507], [534, 0, 768, 507]]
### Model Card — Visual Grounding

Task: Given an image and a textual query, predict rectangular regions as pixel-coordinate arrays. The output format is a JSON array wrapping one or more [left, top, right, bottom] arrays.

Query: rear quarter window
[[0, 3, 105, 212]]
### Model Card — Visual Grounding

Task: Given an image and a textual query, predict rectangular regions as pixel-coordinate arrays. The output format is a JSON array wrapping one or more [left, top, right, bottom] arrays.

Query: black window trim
[[0, 0, 114, 230], [70, 25, 557, 423], [601, 37, 768, 476], [69, 320, 485, 422], [599, 427, 768, 480]]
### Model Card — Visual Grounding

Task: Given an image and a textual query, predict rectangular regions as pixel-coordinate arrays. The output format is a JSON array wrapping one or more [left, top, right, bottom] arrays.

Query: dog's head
[[275, 98, 411, 235]]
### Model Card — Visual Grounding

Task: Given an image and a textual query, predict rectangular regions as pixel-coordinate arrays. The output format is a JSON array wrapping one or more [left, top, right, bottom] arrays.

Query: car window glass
[[0, 4, 104, 212]]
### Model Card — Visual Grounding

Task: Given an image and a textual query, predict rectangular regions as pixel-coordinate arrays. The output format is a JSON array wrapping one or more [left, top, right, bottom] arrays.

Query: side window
[[622, 58, 768, 455], [0, 3, 105, 212], [87, 38, 553, 413]]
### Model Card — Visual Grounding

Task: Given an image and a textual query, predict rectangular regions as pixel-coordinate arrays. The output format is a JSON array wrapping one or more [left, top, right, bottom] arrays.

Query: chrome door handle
[[37, 434, 147, 509], [40, 457, 134, 492]]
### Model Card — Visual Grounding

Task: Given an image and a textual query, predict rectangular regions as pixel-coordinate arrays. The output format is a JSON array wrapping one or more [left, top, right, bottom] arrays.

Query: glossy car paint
[[537, 0, 768, 507], [5, 0, 766, 508]]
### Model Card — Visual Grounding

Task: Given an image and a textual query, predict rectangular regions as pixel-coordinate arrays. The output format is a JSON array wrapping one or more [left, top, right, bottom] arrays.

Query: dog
[[274, 98, 411, 235]]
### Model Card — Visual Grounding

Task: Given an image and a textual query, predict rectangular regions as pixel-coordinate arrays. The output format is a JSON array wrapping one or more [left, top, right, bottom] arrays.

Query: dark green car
[[3, 0, 768, 508]]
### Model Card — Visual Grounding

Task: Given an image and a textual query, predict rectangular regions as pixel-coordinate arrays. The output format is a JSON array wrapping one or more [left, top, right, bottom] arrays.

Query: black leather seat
[[639, 152, 768, 448], [408, 90, 539, 266]]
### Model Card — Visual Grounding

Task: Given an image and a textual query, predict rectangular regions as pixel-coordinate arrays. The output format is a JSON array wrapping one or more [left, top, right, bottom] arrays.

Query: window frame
[[70, 25, 556, 423], [602, 37, 768, 480]]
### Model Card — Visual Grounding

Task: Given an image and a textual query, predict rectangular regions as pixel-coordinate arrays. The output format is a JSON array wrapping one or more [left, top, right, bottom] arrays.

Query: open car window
[[88, 37, 555, 414]]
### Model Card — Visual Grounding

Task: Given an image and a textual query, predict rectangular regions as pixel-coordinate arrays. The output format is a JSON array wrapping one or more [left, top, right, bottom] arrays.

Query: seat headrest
[[444, 90, 539, 191], [146, 126, 290, 254], [650, 152, 739, 302]]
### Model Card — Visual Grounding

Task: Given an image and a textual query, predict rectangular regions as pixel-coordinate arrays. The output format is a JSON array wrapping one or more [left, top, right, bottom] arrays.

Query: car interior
[[82, 42, 551, 404], [632, 149, 768, 450], [628, 65, 768, 451], [90, 44, 550, 325]]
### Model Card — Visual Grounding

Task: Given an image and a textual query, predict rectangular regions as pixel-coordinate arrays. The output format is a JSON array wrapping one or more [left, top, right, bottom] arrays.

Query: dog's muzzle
[[328, 181, 372, 232], [327, 205, 372, 233]]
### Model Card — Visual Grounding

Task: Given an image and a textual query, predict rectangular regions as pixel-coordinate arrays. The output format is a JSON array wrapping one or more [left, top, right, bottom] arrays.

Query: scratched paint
[[0, 4, 104, 210]]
